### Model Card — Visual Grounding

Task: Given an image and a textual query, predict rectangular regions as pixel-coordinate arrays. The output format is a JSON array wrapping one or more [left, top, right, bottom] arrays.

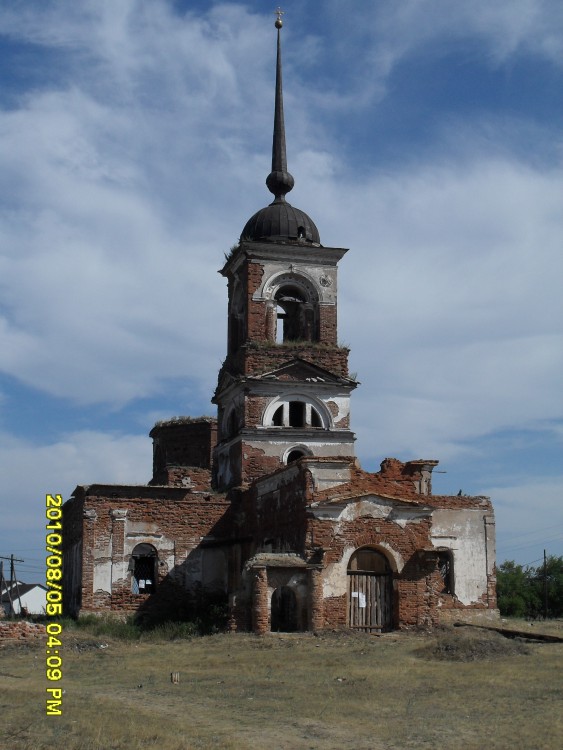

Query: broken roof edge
[[150, 415, 217, 433], [310, 490, 429, 509], [68, 483, 227, 502], [425, 494, 493, 509]]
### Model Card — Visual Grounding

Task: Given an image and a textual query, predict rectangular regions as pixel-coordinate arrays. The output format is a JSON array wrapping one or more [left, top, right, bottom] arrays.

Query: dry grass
[[1, 620, 562, 750]]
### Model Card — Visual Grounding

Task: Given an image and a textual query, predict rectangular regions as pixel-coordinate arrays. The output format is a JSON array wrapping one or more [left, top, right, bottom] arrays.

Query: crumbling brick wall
[[63, 485, 232, 620], [0, 621, 46, 642]]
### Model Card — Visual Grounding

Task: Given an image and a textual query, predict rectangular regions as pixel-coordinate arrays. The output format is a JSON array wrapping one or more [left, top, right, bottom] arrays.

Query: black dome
[[241, 201, 321, 244]]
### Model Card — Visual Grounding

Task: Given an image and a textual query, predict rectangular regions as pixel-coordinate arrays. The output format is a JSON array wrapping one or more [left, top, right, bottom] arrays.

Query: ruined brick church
[[63, 16, 497, 632]]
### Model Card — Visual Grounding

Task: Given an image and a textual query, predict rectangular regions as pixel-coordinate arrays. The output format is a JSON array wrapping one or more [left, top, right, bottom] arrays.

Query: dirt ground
[[1, 621, 562, 750]]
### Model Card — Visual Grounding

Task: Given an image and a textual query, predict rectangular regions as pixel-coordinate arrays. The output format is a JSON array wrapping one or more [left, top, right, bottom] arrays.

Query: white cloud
[[329, 0, 563, 70], [306, 153, 563, 461], [0, 428, 152, 571]]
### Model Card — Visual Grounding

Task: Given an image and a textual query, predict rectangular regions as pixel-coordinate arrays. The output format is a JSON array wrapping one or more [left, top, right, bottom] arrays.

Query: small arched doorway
[[271, 586, 298, 632], [347, 548, 393, 632]]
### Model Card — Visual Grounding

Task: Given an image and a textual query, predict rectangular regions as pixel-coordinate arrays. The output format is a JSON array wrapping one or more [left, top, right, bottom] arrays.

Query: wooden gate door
[[348, 571, 393, 632]]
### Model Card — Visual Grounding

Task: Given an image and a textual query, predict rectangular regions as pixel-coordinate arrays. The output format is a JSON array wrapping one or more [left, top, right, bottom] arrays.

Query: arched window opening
[[289, 401, 305, 427], [286, 449, 305, 464], [271, 586, 298, 632], [275, 286, 313, 343], [130, 543, 157, 595], [272, 405, 284, 426], [311, 407, 322, 427], [266, 399, 327, 430], [437, 551, 454, 594]]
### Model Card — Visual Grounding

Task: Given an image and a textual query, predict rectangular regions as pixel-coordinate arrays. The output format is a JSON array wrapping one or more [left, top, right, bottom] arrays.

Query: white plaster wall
[[93, 540, 112, 595], [431, 509, 492, 605], [246, 437, 355, 460], [324, 394, 351, 427], [307, 461, 351, 491], [92, 518, 174, 595]]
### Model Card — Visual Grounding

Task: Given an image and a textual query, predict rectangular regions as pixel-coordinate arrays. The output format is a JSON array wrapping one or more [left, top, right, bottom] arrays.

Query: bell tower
[[213, 12, 357, 490]]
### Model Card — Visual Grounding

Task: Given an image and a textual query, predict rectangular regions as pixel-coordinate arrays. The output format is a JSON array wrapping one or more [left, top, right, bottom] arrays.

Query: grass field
[[1, 620, 562, 750]]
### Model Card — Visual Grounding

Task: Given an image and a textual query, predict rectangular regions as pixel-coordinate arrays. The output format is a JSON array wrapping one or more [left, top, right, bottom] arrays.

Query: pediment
[[255, 358, 351, 385], [311, 493, 431, 524]]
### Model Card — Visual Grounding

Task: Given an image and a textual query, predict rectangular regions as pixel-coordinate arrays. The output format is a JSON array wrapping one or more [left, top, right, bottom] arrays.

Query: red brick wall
[[241, 445, 281, 487], [152, 466, 212, 490], [306, 512, 444, 629], [245, 396, 270, 427], [246, 262, 266, 341], [150, 420, 217, 479], [319, 304, 338, 345], [221, 344, 350, 379], [64, 487, 231, 619], [0, 621, 46, 642]]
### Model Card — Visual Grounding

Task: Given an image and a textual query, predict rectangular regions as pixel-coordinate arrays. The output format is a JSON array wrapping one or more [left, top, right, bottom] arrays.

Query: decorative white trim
[[282, 444, 313, 464], [261, 269, 320, 303], [262, 393, 331, 429]]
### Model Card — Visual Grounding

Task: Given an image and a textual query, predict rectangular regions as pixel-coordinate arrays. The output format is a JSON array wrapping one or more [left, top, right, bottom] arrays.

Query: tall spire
[[266, 9, 295, 203]]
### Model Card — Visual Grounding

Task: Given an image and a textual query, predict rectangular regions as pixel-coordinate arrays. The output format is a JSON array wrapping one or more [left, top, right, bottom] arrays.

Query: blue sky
[[1, 0, 562, 585]]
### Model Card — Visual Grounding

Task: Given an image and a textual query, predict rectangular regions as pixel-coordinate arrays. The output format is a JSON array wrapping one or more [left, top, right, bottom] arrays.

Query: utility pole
[[0, 555, 24, 616], [0, 560, 10, 615], [543, 549, 548, 620]]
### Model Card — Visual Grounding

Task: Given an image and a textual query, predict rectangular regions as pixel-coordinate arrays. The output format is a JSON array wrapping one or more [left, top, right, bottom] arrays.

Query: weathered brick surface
[[245, 396, 270, 427], [150, 419, 217, 479], [245, 263, 266, 341], [308, 566, 324, 630], [0, 621, 46, 642], [63, 485, 231, 618], [318, 305, 338, 345], [221, 344, 350, 380], [252, 567, 269, 634], [241, 464, 309, 551], [242, 445, 281, 487], [152, 466, 213, 491]]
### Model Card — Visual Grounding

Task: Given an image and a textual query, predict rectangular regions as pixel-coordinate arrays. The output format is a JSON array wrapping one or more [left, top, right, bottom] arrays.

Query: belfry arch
[[263, 272, 320, 343]]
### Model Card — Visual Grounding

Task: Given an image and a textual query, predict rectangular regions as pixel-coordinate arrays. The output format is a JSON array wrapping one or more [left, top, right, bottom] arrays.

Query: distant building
[[63, 17, 497, 632], [1, 582, 47, 616]]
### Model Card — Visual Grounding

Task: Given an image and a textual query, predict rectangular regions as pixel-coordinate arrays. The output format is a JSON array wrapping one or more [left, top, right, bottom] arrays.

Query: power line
[[501, 524, 563, 544], [521, 557, 544, 567]]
